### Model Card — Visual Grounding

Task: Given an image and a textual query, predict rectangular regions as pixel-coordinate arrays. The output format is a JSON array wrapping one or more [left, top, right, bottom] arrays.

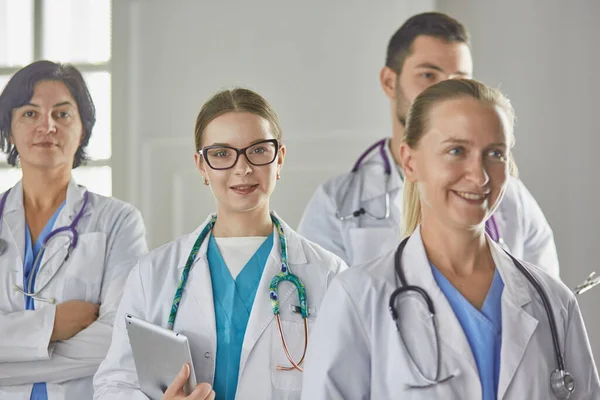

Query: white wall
[[437, 0, 600, 365], [111, 0, 434, 248]]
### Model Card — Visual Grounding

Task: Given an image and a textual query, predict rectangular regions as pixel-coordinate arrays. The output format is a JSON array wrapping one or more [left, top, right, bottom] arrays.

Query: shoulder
[[87, 191, 142, 222], [285, 222, 348, 273], [140, 230, 196, 270], [512, 257, 574, 317], [331, 249, 396, 301], [500, 176, 539, 210], [315, 150, 386, 197]]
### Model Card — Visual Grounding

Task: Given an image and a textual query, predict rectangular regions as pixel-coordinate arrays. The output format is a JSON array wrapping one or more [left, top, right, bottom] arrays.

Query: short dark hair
[[0, 60, 96, 168], [385, 12, 470, 74]]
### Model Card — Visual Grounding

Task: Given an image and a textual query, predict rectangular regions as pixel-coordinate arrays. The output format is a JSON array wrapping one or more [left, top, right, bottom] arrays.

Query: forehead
[[203, 111, 275, 146], [403, 35, 473, 75], [28, 80, 76, 104], [424, 97, 510, 144]]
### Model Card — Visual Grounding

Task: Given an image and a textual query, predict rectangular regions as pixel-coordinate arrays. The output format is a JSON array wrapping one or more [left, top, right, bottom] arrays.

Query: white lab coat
[[93, 212, 348, 400], [0, 179, 148, 400], [298, 138, 560, 276], [301, 227, 600, 399]]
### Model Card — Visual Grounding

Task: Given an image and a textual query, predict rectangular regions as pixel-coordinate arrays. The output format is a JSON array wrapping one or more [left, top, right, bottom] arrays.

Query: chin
[[226, 197, 268, 214]]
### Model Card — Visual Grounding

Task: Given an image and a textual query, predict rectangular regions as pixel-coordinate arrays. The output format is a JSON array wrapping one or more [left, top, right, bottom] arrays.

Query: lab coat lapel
[[402, 228, 480, 379], [181, 216, 217, 343], [238, 214, 305, 377], [2, 181, 26, 268], [491, 240, 538, 400], [35, 179, 92, 291]]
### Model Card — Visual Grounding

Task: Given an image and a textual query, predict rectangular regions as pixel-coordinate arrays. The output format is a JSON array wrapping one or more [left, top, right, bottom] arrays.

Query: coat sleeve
[[0, 207, 148, 385], [564, 295, 600, 399], [301, 273, 371, 400], [514, 179, 560, 277], [297, 183, 351, 265], [0, 306, 57, 363], [93, 261, 150, 400]]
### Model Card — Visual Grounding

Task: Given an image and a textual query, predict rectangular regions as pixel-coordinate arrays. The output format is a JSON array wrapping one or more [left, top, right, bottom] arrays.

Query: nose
[[38, 113, 57, 134], [466, 156, 490, 187], [232, 153, 252, 176]]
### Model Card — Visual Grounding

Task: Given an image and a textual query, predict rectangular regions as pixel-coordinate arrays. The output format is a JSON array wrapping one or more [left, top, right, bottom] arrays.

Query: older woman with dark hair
[[0, 60, 148, 400]]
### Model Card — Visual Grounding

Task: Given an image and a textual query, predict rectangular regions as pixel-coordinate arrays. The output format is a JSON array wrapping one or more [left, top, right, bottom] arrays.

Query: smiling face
[[9, 80, 83, 172], [194, 111, 285, 217], [401, 96, 511, 233]]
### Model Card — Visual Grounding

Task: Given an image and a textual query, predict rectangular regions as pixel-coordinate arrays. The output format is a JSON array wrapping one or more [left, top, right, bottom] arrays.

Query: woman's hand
[[161, 364, 215, 400]]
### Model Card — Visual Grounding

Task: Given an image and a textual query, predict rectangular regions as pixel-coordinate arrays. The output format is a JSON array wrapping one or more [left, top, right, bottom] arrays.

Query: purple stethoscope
[[336, 139, 506, 247], [0, 188, 89, 304]]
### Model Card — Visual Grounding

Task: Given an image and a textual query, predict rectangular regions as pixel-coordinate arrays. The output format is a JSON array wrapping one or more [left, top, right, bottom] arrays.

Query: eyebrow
[[209, 139, 273, 147], [415, 63, 470, 77], [441, 138, 507, 147], [25, 101, 75, 108]]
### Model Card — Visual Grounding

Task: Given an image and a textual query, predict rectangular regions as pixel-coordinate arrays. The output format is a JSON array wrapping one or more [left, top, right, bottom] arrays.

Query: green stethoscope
[[167, 214, 309, 372]]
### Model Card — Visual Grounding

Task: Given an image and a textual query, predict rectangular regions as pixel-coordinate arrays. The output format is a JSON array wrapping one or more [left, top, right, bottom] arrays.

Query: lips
[[34, 142, 58, 148], [230, 184, 259, 195], [452, 190, 489, 204]]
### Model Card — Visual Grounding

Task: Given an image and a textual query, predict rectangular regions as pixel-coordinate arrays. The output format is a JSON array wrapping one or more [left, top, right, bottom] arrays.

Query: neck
[[21, 166, 70, 212], [212, 204, 273, 237], [388, 115, 405, 166], [419, 218, 493, 277]]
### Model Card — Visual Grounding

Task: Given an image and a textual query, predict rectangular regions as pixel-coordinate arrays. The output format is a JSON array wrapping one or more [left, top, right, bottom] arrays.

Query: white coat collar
[[3, 178, 91, 219], [175, 211, 307, 380], [402, 226, 539, 398], [1, 178, 90, 265], [176, 210, 308, 270]]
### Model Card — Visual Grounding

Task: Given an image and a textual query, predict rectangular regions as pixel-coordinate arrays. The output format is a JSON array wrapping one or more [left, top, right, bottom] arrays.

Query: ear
[[194, 152, 208, 182], [379, 66, 397, 100], [399, 142, 418, 183], [276, 143, 286, 171]]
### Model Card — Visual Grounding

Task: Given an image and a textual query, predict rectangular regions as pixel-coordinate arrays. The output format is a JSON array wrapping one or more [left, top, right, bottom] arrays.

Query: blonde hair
[[401, 78, 517, 237], [194, 87, 282, 150]]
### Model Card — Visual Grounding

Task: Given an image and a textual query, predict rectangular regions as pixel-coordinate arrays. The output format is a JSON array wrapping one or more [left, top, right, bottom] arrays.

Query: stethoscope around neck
[[389, 236, 575, 398], [0, 188, 89, 304]]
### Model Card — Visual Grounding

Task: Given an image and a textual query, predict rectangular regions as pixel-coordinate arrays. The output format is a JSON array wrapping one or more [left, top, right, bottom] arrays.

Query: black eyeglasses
[[198, 139, 279, 170]]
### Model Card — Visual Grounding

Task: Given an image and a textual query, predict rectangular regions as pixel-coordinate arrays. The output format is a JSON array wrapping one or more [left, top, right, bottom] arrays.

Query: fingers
[[190, 383, 213, 400], [163, 364, 189, 397]]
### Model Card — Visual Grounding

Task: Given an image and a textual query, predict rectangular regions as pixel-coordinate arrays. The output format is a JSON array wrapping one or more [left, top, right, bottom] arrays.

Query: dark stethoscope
[[335, 138, 392, 220], [0, 188, 89, 304], [388, 236, 575, 399]]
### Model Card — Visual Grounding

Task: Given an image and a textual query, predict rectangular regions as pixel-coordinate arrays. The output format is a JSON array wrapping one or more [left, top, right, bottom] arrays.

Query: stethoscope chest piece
[[0, 238, 6, 256], [551, 369, 574, 399]]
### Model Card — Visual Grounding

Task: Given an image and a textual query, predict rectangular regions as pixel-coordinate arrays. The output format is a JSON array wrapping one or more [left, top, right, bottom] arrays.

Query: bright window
[[0, 0, 112, 196]]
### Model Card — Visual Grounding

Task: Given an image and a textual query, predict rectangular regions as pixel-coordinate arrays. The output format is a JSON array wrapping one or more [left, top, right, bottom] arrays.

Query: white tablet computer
[[125, 314, 198, 400]]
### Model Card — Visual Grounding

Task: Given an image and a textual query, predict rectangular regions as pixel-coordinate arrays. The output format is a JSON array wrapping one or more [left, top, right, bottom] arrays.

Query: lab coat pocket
[[348, 227, 399, 265], [270, 318, 307, 397], [61, 232, 107, 302]]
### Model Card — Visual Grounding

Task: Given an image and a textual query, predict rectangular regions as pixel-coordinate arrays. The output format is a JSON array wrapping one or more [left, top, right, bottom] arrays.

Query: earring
[[204, 179, 209, 186], [276, 172, 280, 180]]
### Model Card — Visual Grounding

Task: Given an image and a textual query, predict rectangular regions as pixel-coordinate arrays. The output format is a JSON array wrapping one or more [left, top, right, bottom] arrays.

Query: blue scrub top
[[431, 264, 504, 400], [24, 202, 65, 400], [207, 232, 274, 400]]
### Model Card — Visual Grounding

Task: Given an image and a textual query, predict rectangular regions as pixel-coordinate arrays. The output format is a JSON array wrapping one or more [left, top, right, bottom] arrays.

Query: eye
[[214, 150, 229, 157], [23, 110, 36, 118], [57, 111, 70, 119], [420, 72, 436, 80], [448, 147, 464, 156], [251, 146, 267, 154], [488, 149, 506, 160]]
